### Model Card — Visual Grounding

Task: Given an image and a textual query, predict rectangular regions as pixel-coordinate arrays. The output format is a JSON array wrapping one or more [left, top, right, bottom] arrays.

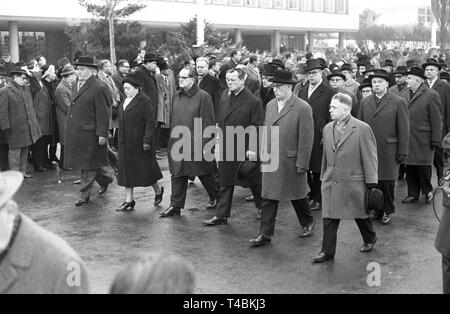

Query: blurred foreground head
[[110, 252, 196, 294]]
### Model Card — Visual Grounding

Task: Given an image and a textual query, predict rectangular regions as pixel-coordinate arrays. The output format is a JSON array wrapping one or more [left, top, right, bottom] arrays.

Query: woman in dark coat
[[116, 75, 164, 211]]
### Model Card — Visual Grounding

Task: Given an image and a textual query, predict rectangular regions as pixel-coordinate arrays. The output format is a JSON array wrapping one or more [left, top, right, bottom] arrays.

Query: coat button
[[333, 181, 337, 185]]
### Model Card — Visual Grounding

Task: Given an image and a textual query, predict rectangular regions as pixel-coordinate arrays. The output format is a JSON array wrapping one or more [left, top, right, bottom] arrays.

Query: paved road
[[14, 157, 445, 294]]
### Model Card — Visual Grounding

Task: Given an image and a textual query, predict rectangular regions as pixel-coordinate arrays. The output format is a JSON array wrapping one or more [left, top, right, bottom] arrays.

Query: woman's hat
[[74, 56, 98, 69], [60, 64, 76, 76], [407, 66, 427, 80], [369, 69, 390, 82], [422, 58, 442, 71], [305, 59, 325, 72], [0, 171, 24, 208], [269, 70, 297, 85], [327, 70, 346, 81], [268, 59, 285, 70], [123, 74, 141, 89]]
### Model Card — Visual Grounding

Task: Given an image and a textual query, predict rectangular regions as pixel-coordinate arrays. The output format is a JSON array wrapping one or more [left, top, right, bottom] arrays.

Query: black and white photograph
[[1, 0, 450, 299]]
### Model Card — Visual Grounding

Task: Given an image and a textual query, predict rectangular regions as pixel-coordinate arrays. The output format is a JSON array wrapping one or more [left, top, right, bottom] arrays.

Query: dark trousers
[[443, 255, 450, 294], [406, 165, 433, 198], [321, 218, 376, 256], [31, 136, 50, 170], [216, 184, 262, 218], [49, 143, 58, 162], [80, 168, 113, 199], [170, 173, 218, 208], [0, 144, 9, 171], [377, 181, 395, 215], [260, 198, 313, 237], [307, 172, 322, 203], [59, 145, 65, 169], [434, 147, 445, 180], [398, 165, 407, 179]]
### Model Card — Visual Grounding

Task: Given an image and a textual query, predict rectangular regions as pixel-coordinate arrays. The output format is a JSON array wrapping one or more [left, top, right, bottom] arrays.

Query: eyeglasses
[[179, 76, 192, 80]]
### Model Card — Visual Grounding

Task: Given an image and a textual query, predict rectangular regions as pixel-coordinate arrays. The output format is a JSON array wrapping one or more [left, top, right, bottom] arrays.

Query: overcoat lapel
[[409, 84, 426, 107], [224, 91, 245, 121], [72, 76, 95, 102], [124, 95, 140, 113], [272, 95, 294, 125], [372, 94, 391, 119], [335, 117, 356, 151], [307, 83, 325, 104]]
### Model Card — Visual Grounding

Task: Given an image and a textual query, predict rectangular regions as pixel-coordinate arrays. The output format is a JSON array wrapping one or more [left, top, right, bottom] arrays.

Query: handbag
[[365, 188, 384, 215]]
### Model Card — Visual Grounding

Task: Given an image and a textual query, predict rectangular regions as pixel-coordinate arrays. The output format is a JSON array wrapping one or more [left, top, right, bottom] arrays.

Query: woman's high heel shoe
[[116, 200, 136, 212], [154, 187, 164, 206]]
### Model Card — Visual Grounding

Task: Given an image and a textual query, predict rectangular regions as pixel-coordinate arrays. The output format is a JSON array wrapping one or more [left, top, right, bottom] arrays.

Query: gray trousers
[[9, 147, 29, 173], [443, 255, 450, 295], [79, 168, 113, 199]]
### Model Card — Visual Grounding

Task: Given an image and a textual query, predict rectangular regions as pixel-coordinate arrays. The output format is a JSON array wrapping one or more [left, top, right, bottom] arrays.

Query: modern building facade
[[0, 0, 358, 63]]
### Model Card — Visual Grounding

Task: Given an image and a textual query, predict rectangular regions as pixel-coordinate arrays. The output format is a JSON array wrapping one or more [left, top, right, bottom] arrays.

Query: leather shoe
[[159, 207, 181, 218], [35, 167, 47, 172], [360, 237, 377, 253], [98, 178, 113, 195], [203, 216, 228, 226], [256, 208, 262, 220], [23, 173, 33, 179], [75, 198, 90, 207], [116, 200, 136, 212], [205, 199, 217, 210], [249, 234, 271, 247], [73, 180, 81, 185], [425, 192, 434, 204], [382, 214, 392, 225], [402, 196, 418, 204], [154, 187, 164, 206], [299, 221, 315, 238], [312, 252, 334, 263], [310, 201, 321, 211]]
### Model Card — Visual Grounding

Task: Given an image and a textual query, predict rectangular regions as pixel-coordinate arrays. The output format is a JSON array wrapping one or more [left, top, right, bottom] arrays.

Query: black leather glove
[[367, 183, 378, 190], [432, 142, 441, 150], [396, 154, 407, 164]]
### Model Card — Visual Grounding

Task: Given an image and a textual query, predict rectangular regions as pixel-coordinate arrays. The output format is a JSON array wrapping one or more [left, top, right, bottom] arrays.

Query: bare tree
[[79, 0, 146, 65], [431, 0, 450, 51]]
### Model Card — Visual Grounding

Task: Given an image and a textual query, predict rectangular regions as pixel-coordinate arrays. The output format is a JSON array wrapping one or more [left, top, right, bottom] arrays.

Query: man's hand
[[367, 183, 378, 190], [98, 137, 107, 146], [432, 142, 441, 150], [246, 151, 257, 162], [297, 168, 307, 175], [143, 144, 151, 151], [396, 154, 407, 164]]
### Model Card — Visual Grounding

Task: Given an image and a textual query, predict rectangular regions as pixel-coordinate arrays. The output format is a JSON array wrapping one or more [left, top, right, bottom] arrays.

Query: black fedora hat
[[422, 58, 442, 71], [9, 65, 29, 77], [269, 59, 285, 70], [156, 56, 169, 71], [341, 63, 353, 73], [393, 66, 408, 75], [329, 63, 340, 71], [74, 56, 98, 69], [365, 188, 384, 215], [0, 65, 8, 77], [236, 159, 259, 184], [262, 63, 278, 77], [440, 71, 450, 82], [358, 78, 372, 90], [269, 70, 297, 85], [305, 59, 325, 72], [129, 59, 140, 69], [369, 69, 390, 81], [327, 70, 346, 81], [122, 74, 141, 89], [406, 59, 418, 68], [383, 59, 394, 67], [143, 53, 157, 63], [407, 66, 427, 80], [362, 65, 376, 75]]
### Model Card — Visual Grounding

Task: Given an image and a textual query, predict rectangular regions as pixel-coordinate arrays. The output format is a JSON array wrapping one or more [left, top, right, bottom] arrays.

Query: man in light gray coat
[[249, 70, 315, 247], [0, 171, 89, 294], [313, 93, 378, 263]]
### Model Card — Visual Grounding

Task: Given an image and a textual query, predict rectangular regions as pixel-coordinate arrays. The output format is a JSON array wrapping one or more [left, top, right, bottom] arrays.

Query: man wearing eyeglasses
[[298, 59, 336, 212], [0, 65, 41, 179]]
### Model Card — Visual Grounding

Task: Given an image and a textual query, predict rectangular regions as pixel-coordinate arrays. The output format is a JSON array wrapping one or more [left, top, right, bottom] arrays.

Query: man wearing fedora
[[249, 70, 315, 247], [0, 171, 89, 294], [423, 58, 450, 184], [312, 93, 378, 263], [196, 57, 222, 122], [0, 65, 11, 171], [64, 56, 114, 206], [341, 63, 360, 96], [298, 59, 336, 212], [134, 53, 159, 111], [358, 69, 410, 225], [0, 65, 41, 179], [402, 67, 442, 205], [257, 63, 279, 113], [327, 70, 359, 117]]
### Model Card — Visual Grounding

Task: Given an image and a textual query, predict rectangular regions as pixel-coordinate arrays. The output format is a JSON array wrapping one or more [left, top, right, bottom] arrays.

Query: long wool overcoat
[[54, 79, 73, 146], [64, 75, 110, 170], [358, 92, 410, 181], [321, 117, 378, 220], [261, 94, 314, 201]]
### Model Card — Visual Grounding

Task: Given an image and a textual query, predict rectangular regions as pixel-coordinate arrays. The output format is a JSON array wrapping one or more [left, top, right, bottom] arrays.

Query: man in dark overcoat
[[218, 49, 242, 90], [64, 57, 113, 206], [134, 53, 159, 111], [249, 70, 315, 247], [312, 93, 378, 263], [203, 68, 263, 226], [197, 57, 222, 122], [160, 68, 219, 218], [402, 67, 443, 205], [298, 59, 336, 211], [358, 69, 410, 225], [0, 66, 41, 178], [0, 65, 11, 170], [423, 58, 450, 183], [436, 168, 450, 293]]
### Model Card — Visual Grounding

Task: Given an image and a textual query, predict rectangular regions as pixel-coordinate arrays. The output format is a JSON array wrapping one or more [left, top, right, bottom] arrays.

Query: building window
[[324, 0, 334, 12], [245, 0, 259, 6], [260, 0, 273, 8], [288, 0, 298, 10], [335, 0, 346, 13], [213, 0, 227, 4], [313, 0, 323, 12], [274, 0, 286, 9], [300, 0, 312, 11], [418, 7, 432, 25], [229, 0, 244, 5]]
